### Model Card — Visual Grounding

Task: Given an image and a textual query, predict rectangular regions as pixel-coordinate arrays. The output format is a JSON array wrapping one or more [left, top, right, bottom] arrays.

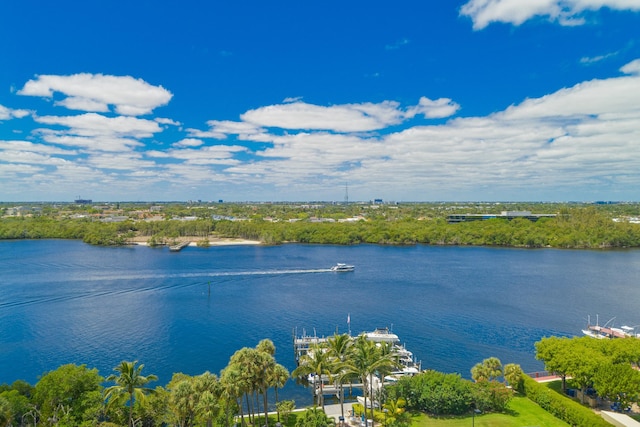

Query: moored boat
[[582, 315, 639, 339]]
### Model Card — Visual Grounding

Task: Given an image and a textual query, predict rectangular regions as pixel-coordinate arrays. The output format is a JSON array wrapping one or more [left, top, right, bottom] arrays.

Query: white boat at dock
[[293, 325, 421, 396], [582, 315, 640, 339], [330, 263, 355, 272]]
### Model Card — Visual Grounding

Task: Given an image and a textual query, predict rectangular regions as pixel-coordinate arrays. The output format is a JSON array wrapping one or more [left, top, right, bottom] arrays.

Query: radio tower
[[344, 182, 349, 205]]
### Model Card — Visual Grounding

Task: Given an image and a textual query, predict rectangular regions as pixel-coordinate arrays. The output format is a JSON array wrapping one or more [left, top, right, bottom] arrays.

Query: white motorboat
[[330, 263, 355, 272]]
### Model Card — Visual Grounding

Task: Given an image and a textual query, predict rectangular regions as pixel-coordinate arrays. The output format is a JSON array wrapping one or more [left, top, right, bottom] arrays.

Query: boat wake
[[0, 268, 334, 309]]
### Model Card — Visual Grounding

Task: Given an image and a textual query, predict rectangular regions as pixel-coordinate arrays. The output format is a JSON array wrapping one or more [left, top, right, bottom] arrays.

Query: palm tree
[[326, 333, 354, 419], [104, 360, 158, 427], [271, 364, 290, 421], [228, 347, 259, 424], [503, 363, 524, 391], [347, 335, 399, 427], [382, 398, 409, 427], [471, 357, 503, 382], [292, 344, 333, 410], [194, 371, 220, 427], [255, 349, 277, 427], [169, 379, 196, 427], [196, 390, 218, 427], [220, 365, 245, 427]]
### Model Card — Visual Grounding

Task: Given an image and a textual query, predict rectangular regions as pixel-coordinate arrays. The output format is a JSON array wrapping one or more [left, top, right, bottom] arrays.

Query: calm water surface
[[2, 240, 640, 404]]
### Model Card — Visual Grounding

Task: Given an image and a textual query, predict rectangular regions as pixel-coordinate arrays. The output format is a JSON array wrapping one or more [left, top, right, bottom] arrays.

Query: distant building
[[447, 210, 556, 223], [100, 216, 129, 223]]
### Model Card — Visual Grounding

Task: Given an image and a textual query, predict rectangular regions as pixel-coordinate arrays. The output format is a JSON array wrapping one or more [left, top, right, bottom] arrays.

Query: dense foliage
[[535, 336, 640, 410], [0, 334, 542, 427], [2, 203, 640, 249], [521, 375, 610, 427], [0, 340, 286, 427], [387, 358, 515, 417]]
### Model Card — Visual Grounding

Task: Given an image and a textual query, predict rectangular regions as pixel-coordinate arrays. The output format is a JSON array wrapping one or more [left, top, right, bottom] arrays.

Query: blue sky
[[1, 0, 639, 202]]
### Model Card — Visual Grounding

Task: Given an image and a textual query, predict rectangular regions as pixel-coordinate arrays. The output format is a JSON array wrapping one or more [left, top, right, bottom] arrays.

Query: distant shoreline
[[129, 236, 262, 247]]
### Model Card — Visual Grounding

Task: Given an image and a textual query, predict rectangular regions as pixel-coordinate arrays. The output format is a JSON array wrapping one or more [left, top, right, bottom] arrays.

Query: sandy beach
[[128, 236, 261, 246]]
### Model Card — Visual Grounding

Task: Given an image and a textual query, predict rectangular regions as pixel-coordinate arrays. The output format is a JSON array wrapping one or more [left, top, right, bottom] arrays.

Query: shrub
[[522, 375, 609, 427]]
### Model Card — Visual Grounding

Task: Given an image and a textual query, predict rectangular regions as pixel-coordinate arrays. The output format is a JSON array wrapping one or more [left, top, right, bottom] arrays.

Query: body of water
[[2, 240, 640, 405]]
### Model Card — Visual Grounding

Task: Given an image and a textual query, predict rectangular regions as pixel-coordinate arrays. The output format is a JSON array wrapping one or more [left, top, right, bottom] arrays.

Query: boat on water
[[582, 315, 640, 339], [330, 263, 355, 272]]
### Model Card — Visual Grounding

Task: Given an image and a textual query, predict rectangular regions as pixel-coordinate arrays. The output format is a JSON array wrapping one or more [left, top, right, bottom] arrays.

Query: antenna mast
[[344, 182, 349, 204]]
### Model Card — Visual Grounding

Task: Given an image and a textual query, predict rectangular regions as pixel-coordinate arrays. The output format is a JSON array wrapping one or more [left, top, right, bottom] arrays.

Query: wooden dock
[[169, 241, 190, 252]]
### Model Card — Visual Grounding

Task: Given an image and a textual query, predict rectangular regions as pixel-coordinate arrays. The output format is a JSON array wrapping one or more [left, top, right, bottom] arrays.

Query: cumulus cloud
[[86, 153, 157, 170], [4, 61, 640, 201], [29, 113, 164, 152], [148, 144, 246, 165], [173, 138, 205, 148], [35, 113, 162, 138], [406, 97, 461, 119], [18, 73, 172, 115], [621, 59, 640, 75], [0, 104, 30, 120], [216, 58, 640, 199], [499, 67, 640, 121], [0, 140, 77, 156], [188, 120, 266, 140], [241, 101, 407, 132], [156, 117, 182, 126], [460, 0, 640, 29]]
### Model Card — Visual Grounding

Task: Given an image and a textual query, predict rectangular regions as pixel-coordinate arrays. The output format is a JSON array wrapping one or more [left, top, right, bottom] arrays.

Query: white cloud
[[36, 134, 144, 152], [0, 140, 77, 156], [29, 111, 164, 152], [0, 104, 30, 120], [86, 153, 157, 170], [18, 73, 172, 115], [217, 59, 640, 199], [173, 138, 205, 148], [4, 62, 640, 201], [580, 51, 619, 64], [151, 145, 247, 165], [156, 117, 182, 126], [35, 113, 162, 139], [189, 120, 266, 139], [241, 101, 407, 132], [460, 0, 640, 29], [499, 68, 640, 121], [406, 97, 461, 119], [621, 59, 640, 75]]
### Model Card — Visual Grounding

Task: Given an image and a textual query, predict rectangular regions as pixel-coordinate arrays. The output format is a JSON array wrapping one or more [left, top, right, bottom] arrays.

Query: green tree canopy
[[104, 360, 158, 427], [33, 363, 104, 427]]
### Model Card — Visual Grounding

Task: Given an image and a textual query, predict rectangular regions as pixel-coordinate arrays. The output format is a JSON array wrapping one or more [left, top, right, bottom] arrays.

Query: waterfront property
[[582, 315, 640, 339], [293, 326, 422, 396], [447, 210, 556, 223]]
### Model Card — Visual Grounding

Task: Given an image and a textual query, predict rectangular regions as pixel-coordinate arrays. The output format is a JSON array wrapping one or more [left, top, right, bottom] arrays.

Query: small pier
[[169, 241, 190, 252], [293, 326, 422, 397]]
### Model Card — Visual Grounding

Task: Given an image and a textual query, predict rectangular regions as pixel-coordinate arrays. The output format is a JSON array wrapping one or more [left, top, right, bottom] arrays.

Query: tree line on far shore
[[1, 204, 640, 248]]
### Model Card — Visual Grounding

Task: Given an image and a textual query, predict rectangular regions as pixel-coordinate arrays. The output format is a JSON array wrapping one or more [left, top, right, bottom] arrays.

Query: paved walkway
[[323, 403, 356, 425]]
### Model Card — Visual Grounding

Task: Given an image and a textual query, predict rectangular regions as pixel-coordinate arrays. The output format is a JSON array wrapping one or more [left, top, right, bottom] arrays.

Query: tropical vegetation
[[2, 202, 640, 249], [535, 335, 640, 411], [0, 331, 593, 427]]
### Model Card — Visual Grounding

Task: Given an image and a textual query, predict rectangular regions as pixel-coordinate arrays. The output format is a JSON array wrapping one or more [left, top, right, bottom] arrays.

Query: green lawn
[[411, 396, 570, 427]]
